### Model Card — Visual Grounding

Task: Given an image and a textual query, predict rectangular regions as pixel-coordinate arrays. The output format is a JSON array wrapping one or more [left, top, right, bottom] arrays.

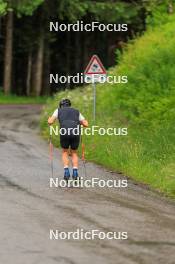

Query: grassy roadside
[[41, 88, 175, 198], [0, 92, 47, 104], [40, 18, 175, 198]]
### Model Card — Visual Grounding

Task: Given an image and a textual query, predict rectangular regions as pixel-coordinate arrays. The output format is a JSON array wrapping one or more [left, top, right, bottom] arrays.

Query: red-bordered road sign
[[84, 55, 107, 75]]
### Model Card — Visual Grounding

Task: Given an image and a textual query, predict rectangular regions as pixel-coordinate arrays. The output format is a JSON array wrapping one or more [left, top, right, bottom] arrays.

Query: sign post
[[93, 81, 96, 121], [84, 55, 107, 122]]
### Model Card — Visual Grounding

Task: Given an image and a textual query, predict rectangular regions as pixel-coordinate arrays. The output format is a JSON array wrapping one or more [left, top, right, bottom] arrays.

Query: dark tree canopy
[[0, 0, 173, 95]]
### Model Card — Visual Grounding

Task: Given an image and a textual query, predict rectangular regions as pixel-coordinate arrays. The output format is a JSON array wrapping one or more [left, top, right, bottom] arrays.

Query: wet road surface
[[0, 105, 175, 264]]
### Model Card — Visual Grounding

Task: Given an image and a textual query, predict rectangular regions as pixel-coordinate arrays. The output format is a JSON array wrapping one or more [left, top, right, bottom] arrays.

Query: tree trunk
[[0, 17, 3, 38], [42, 41, 50, 95], [75, 31, 81, 74], [66, 30, 71, 89], [3, 11, 13, 95], [33, 30, 44, 96], [26, 52, 32, 96], [83, 31, 89, 71]]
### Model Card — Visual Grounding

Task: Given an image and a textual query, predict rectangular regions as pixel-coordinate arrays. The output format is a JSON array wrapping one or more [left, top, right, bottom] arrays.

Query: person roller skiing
[[48, 99, 88, 182]]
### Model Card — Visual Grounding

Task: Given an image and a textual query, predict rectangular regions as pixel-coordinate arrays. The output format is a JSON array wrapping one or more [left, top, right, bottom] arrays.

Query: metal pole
[[81, 137, 87, 178], [93, 81, 96, 122]]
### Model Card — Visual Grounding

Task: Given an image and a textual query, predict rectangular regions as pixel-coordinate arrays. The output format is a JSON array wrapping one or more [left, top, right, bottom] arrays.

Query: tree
[[2, 0, 44, 94], [3, 9, 13, 94], [33, 23, 44, 96]]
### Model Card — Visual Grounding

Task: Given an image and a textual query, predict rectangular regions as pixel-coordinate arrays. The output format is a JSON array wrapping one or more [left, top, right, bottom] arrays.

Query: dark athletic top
[[58, 107, 80, 133]]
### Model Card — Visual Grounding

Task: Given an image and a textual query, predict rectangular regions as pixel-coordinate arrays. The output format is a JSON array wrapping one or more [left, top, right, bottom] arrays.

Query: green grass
[[0, 91, 48, 104], [40, 16, 175, 198]]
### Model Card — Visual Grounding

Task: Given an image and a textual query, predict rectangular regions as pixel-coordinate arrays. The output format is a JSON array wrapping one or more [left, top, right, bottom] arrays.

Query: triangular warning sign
[[84, 55, 106, 75]]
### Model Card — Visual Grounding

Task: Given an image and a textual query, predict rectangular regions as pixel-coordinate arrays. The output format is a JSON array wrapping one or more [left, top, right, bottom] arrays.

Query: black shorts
[[60, 135, 80, 150]]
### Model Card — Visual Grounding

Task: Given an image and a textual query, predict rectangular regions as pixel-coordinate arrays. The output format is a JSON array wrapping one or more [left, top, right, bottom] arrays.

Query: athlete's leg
[[71, 149, 79, 179], [71, 149, 78, 168], [62, 148, 69, 167], [70, 135, 80, 179], [70, 135, 80, 168], [62, 148, 71, 180]]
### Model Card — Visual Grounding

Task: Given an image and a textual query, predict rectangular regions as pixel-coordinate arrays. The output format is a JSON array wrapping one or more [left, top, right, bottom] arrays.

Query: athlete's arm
[[80, 119, 88, 127], [48, 116, 56, 125], [79, 113, 88, 127], [48, 109, 58, 125]]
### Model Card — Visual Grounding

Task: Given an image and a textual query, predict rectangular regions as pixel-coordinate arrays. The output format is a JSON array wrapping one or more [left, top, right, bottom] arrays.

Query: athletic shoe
[[64, 168, 70, 181], [72, 168, 78, 180]]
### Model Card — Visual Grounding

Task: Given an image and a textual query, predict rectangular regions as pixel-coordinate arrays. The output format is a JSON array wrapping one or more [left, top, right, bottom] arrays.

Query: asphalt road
[[0, 105, 175, 264]]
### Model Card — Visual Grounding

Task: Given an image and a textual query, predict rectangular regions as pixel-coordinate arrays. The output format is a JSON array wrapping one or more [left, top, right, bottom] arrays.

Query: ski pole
[[49, 135, 54, 178], [81, 137, 87, 178]]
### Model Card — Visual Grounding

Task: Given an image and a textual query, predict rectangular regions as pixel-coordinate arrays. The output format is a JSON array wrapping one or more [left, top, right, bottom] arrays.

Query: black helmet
[[59, 98, 71, 108]]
